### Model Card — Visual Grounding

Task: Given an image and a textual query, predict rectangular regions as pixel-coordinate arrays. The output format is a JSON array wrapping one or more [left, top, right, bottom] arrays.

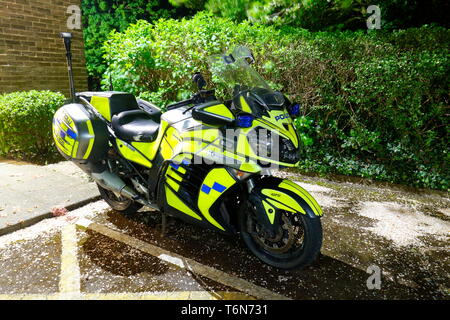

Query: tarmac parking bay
[[0, 182, 448, 300]]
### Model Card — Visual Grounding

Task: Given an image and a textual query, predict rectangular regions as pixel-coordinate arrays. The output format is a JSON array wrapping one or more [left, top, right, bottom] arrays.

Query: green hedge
[[0, 90, 65, 162], [102, 13, 449, 190], [81, 0, 195, 89]]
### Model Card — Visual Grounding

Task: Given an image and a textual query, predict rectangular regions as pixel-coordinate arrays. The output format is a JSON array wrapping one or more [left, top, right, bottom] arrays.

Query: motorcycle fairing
[[115, 95, 300, 172], [116, 139, 153, 168], [159, 152, 239, 233], [165, 185, 203, 221], [238, 94, 300, 149], [197, 167, 237, 231], [114, 118, 178, 168]]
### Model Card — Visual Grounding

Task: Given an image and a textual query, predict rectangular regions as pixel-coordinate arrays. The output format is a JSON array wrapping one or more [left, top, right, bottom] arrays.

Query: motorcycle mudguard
[[249, 177, 323, 232]]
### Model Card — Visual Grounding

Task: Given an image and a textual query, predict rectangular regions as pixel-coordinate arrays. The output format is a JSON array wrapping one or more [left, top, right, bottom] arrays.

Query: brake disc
[[250, 212, 299, 254]]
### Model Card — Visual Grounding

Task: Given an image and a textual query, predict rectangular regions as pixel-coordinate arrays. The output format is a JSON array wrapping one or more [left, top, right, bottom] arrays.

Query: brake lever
[[182, 105, 196, 114]]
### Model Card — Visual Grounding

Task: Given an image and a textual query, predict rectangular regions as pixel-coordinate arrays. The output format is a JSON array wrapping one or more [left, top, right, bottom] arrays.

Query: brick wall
[[0, 0, 88, 97]]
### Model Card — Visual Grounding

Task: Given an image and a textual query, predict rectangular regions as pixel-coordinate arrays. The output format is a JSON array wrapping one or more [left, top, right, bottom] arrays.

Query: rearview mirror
[[192, 72, 207, 91], [192, 102, 235, 126], [231, 46, 255, 64]]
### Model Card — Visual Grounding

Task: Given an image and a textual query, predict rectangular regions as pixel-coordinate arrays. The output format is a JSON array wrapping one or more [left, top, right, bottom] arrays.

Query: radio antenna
[[60, 32, 76, 102]]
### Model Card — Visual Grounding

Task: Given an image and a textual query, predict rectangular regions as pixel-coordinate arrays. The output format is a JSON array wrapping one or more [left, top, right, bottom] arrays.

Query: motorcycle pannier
[[52, 103, 108, 161]]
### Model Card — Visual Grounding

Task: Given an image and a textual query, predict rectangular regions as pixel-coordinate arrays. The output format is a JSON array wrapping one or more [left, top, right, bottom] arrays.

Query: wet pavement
[[0, 172, 448, 300]]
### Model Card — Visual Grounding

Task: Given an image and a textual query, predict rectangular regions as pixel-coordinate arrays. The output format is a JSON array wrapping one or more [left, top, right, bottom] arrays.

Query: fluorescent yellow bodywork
[[84, 120, 95, 160], [204, 104, 235, 121], [261, 189, 306, 214], [166, 166, 183, 182], [279, 180, 323, 216], [198, 168, 236, 231], [116, 139, 152, 168], [52, 107, 95, 161], [261, 110, 299, 148], [239, 96, 252, 113], [166, 177, 180, 192], [261, 200, 276, 224], [265, 198, 296, 213], [165, 186, 202, 220], [120, 120, 169, 163], [90, 96, 111, 121]]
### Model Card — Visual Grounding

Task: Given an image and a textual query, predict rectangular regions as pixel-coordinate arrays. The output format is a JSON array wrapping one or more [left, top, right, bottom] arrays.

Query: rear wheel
[[97, 183, 143, 215], [239, 202, 322, 270]]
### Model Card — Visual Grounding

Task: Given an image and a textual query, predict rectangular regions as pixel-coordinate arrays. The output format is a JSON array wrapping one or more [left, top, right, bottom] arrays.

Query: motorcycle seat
[[112, 110, 159, 142]]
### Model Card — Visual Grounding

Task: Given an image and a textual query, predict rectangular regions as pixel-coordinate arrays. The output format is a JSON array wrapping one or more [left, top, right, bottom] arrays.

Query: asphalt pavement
[[0, 159, 99, 236]]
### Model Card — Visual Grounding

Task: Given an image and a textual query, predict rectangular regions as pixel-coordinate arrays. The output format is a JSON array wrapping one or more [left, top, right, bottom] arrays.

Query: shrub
[[102, 13, 449, 190], [0, 90, 66, 162], [81, 0, 192, 89], [103, 13, 284, 104]]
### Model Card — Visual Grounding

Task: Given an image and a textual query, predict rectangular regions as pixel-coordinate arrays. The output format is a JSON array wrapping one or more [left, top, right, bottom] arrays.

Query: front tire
[[97, 183, 143, 215], [239, 202, 322, 270]]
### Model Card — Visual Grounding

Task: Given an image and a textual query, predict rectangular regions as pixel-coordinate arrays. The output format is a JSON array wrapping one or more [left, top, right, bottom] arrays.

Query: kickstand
[[161, 212, 167, 236]]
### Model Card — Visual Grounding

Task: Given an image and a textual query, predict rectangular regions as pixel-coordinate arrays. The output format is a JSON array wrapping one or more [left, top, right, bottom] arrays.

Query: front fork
[[246, 177, 280, 236]]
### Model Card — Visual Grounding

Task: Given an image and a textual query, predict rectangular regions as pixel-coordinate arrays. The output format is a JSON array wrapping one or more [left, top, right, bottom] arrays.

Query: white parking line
[[75, 218, 291, 300]]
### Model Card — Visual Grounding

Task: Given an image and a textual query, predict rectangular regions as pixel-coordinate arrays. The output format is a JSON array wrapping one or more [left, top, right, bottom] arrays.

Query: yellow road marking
[[0, 291, 254, 300], [59, 224, 81, 296], [76, 219, 291, 300]]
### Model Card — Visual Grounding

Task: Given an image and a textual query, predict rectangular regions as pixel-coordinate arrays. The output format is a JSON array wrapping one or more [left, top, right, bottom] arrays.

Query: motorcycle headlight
[[247, 127, 300, 164], [247, 127, 273, 159], [279, 137, 300, 164]]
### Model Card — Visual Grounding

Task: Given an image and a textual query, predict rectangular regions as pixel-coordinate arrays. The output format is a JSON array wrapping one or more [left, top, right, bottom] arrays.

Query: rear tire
[[239, 202, 322, 270], [97, 183, 143, 215]]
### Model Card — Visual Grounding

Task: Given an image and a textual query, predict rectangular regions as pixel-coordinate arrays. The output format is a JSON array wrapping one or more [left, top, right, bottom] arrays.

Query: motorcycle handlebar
[[166, 98, 193, 111], [166, 89, 216, 111]]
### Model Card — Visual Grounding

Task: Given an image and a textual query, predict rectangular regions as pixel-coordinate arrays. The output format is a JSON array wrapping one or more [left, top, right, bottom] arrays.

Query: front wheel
[[239, 203, 322, 270]]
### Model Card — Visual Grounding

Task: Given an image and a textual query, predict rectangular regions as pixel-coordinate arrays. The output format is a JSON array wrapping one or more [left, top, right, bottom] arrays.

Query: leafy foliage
[[173, 0, 450, 30], [169, 0, 206, 9], [205, 0, 250, 22], [103, 13, 449, 189], [0, 91, 66, 161], [103, 12, 279, 104], [81, 0, 191, 89]]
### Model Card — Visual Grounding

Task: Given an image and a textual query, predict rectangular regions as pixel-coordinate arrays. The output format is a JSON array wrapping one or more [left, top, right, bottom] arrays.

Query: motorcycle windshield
[[208, 46, 285, 111]]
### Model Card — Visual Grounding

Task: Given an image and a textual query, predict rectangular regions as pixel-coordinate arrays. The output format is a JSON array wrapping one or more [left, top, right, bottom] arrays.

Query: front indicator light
[[231, 169, 252, 180], [236, 114, 254, 128], [288, 103, 300, 118]]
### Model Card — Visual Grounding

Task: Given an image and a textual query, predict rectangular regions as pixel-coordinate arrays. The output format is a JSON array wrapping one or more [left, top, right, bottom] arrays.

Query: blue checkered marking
[[201, 184, 212, 194], [170, 163, 180, 170], [212, 182, 226, 193], [201, 182, 226, 194], [66, 128, 77, 139]]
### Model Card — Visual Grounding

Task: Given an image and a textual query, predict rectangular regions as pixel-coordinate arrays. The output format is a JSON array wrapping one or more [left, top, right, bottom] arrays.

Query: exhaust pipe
[[76, 162, 158, 210], [92, 170, 159, 210], [92, 170, 139, 200]]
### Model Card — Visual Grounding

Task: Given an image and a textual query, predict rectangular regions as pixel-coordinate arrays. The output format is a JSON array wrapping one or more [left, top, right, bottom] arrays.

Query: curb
[[0, 195, 101, 237]]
